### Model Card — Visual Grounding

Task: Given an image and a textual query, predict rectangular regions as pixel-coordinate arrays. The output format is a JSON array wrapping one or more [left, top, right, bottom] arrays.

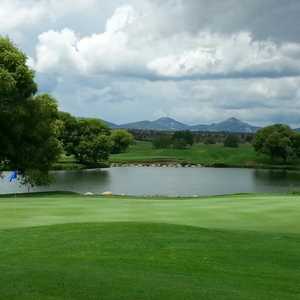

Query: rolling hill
[[110, 117, 260, 133]]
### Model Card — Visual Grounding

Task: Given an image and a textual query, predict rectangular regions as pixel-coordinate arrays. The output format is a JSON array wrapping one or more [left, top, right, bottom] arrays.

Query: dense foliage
[[111, 129, 134, 154], [151, 131, 194, 149], [224, 134, 240, 148], [59, 113, 112, 166], [0, 37, 62, 185], [253, 124, 300, 162], [172, 131, 194, 149]]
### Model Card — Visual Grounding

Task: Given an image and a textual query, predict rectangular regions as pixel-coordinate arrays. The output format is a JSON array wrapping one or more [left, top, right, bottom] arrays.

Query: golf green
[[0, 193, 299, 299]]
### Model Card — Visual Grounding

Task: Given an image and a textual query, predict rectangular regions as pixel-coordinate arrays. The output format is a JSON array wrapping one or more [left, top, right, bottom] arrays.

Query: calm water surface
[[1, 167, 300, 196]]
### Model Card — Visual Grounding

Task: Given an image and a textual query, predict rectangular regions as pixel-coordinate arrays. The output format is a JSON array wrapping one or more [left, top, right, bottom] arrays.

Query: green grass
[[0, 193, 300, 299], [110, 141, 264, 167]]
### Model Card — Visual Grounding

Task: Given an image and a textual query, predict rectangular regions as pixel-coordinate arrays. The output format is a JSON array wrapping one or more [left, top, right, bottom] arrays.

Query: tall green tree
[[0, 37, 62, 185], [253, 124, 300, 162], [59, 115, 112, 166], [111, 129, 134, 154], [172, 131, 194, 149]]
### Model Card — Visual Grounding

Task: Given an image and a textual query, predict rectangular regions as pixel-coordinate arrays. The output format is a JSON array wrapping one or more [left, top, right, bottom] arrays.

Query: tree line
[[152, 131, 241, 149], [151, 126, 300, 163]]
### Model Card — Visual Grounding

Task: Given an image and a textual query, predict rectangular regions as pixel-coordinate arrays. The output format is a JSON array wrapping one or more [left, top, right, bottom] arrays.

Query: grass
[[0, 193, 300, 299], [110, 141, 268, 167]]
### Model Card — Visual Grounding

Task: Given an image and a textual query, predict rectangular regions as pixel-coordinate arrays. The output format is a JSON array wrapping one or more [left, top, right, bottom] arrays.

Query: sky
[[1, 0, 300, 126]]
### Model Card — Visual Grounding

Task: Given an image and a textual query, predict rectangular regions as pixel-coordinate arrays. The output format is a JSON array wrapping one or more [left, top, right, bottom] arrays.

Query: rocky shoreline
[[110, 163, 203, 168]]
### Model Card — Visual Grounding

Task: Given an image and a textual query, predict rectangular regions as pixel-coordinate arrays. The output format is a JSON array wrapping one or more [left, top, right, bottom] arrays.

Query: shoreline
[[108, 161, 300, 171]]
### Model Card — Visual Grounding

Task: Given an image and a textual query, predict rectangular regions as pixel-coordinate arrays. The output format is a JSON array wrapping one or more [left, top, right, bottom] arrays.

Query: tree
[[59, 116, 112, 166], [172, 131, 194, 149], [111, 130, 134, 154], [58, 112, 79, 155], [0, 37, 62, 185], [152, 134, 172, 149], [76, 135, 112, 166], [224, 134, 240, 148], [253, 124, 299, 162]]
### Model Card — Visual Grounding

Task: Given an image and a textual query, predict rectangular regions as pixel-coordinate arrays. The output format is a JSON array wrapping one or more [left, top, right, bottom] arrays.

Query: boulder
[[102, 191, 113, 196], [84, 192, 94, 196]]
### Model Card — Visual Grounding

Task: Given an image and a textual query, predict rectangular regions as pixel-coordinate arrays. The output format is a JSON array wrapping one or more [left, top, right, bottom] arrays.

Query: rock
[[84, 192, 94, 196], [102, 191, 113, 196]]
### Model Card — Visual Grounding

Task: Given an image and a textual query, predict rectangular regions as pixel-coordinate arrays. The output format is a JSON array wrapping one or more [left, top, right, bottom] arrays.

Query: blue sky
[[1, 0, 300, 126]]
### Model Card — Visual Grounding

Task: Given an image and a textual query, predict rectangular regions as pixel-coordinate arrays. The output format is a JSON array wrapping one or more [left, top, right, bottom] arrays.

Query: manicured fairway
[[0, 193, 300, 299], [111, 141, 259, 166]]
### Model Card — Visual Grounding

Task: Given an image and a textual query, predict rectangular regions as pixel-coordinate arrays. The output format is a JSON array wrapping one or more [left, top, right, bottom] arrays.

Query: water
[[1, 167, 300, 196]]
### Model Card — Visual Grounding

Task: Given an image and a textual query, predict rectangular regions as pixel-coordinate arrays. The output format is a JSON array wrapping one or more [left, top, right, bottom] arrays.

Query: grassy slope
[[0, 194, 300, 299], [1, 194, 300, 233], [110, 141, 263, 167]]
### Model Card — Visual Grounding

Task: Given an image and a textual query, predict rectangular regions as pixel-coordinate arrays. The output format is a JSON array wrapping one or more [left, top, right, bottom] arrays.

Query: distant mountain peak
[[106, 116, 260, 133], [156, 117, 174, 121], [222, 117, 244, 123], [227, 117, 240, 122]]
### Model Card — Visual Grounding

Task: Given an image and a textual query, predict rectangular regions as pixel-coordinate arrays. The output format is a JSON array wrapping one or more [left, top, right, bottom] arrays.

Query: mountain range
[[105, 117, 261, 133]]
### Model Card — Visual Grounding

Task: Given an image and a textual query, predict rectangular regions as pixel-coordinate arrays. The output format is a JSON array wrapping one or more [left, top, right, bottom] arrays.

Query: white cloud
[[33, 5, 141, 75], [31, 6, 300, 81], [148, 32, 300, 79], [0, 0, 45, 32], [105, 5, 137, 33], [33, 29, 84, 73], [0, 0, 96, 34]]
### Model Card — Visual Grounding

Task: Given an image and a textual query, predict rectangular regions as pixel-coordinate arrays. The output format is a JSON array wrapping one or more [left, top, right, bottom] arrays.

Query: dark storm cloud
[[177, 0, 300, 42]]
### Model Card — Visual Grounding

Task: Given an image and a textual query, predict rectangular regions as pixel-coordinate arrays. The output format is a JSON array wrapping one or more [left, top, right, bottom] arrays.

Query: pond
[[1, 167, 300, 196]]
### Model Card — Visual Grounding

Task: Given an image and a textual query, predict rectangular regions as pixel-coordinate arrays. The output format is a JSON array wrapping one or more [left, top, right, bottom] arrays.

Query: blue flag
[[8, 171, 17, 182]]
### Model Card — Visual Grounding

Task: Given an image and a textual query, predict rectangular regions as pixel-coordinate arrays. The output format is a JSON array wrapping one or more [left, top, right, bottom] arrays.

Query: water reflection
[[1, 167, 300, 196], [254, 169, 300, 191]]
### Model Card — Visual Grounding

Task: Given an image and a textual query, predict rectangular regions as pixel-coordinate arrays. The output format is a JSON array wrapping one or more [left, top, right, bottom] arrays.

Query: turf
[[0, 194, 300, 299], [110, 141, 263, 167]]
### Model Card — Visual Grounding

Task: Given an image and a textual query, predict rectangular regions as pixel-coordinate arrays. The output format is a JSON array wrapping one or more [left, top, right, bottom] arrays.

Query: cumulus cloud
[[147, 32, 300, 79], [33, 6, 142, 76], [0, 0, 96, 33], [31, 5, 300, 81], [0, 0, 45, 32]]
